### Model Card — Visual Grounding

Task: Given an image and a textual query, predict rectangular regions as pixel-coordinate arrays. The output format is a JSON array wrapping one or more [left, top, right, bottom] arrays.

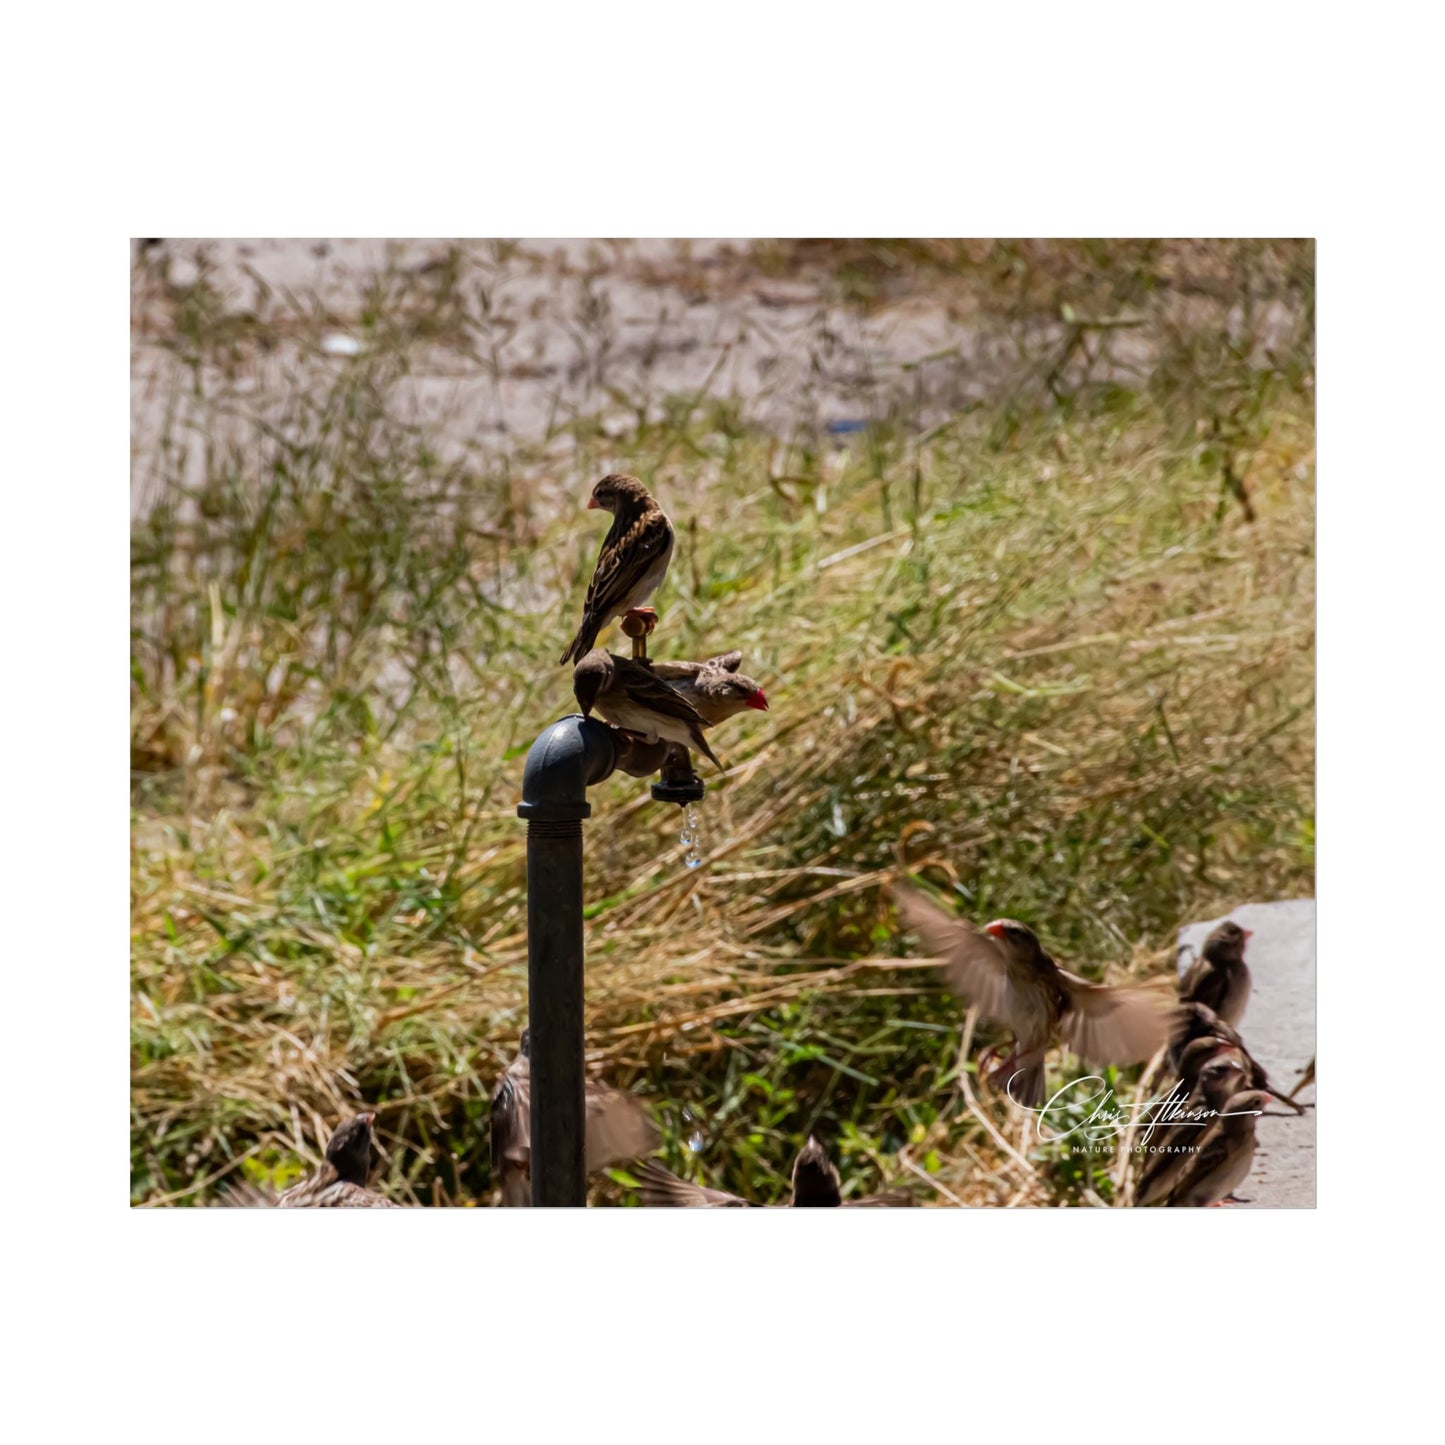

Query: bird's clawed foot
[[976, 1041, 1018, 1093]]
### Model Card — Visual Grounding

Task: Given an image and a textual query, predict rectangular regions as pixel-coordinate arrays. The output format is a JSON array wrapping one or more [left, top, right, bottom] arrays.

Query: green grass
[[130, 239, 1314, 1206]]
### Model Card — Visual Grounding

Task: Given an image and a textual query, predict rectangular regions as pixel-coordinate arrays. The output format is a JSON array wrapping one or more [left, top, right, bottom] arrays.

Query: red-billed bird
[[648, 651, 769, 725], [893, 884, 1177, 1108], [572, 649, 721, 768], [1179, 919, 1253, 1026]]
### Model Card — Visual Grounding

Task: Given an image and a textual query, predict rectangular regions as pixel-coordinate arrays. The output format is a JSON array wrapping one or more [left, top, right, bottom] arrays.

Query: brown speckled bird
[[1179, 919, 1253, 1027], [573, 649, 721, 768], [893, 884, 1177, 1108], [648, 652, 769, 726], [636, 1136, 910, 1208], [1169, 1003, 1304, 1114], [276, 1112, 400, 1208], [1164, 1088, 1274, 1207], [559, 474, 674, 665], [1176, 1035, 1249, 1089], [1135, 1052, 1248, 1206], [491, 1030, 659, 1207]]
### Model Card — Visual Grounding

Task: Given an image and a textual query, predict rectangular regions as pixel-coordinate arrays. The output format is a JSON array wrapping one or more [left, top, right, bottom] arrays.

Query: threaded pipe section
[[526, 818, 583, 840]]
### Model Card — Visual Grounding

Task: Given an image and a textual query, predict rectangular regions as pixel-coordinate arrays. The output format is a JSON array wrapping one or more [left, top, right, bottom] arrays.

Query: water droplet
[[687, 1131, 705, 1153], [681, 803, 703, 868]]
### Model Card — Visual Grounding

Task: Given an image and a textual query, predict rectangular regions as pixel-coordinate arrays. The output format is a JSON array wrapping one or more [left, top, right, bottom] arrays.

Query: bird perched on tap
[[559, 474, 674, 665], [647, 651, 769, 725], [572, 648, 723, 768]]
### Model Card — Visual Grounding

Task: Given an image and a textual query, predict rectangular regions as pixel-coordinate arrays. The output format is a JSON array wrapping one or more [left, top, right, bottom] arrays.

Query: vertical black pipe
[[524, 816, 586, 1205], [516, 716, 617, 1207]]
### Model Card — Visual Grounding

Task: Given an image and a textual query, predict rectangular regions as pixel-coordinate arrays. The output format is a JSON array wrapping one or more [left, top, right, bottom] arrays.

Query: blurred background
[[130, 238, 1314, 1206]]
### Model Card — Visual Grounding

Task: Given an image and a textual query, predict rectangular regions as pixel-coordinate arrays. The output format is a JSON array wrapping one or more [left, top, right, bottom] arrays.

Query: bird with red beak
[[647, 649, 769, 725], [893, 884, 1178, 1109], [1180, 918, 1253, 1027]]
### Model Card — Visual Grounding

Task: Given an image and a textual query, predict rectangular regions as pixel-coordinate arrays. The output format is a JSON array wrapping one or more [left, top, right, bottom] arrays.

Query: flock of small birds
[[225, 474, 1312, 1210]]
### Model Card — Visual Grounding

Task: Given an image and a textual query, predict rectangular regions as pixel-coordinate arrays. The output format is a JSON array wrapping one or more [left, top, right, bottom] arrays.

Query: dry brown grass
[[131, 239, 1313, 1206]]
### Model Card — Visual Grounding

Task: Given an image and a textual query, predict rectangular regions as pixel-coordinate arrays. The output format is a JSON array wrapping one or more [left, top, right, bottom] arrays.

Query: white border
[[6, 0, 1438, 1435]]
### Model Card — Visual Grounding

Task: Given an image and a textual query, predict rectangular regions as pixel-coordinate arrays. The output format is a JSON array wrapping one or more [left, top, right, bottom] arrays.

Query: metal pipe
[[516, 715, 618, 1206], [651, 743, 706, 805]]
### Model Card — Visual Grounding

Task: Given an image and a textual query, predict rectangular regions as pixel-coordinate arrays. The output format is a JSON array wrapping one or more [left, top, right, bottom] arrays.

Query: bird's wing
[[840, 1189, 915, 1208], [1059, 975, 1178, 1066], [323, 1183, 402, 1208], [1165, 1124, 1235, 1204], [584, 1088, 659, 1170], [580, 508, 672, 625], [276, 1167, 331, 1208], [617, 658, 709, 727], [619, 659, 721, 767], [278, 1172, 399, 1208], [634, 1160, 752, 1207], [1178, 954, 1218, 1007], [217, 1178, 276, 1208], [892, 884, 1012, 1021], [491, 1060, 530, 1172], [1134, 1133, 1204, 1206]]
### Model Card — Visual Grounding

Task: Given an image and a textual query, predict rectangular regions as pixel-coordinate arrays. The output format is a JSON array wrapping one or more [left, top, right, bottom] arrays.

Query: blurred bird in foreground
[[491, 1030, 659, 1207], [1179, 919, 1253, 1027], [559, 474, 674, 665], [635, 1136, 911, 1208], [1164, 1088, 1277, 1207], [275, 1112, 400, 1208], [572, 648, 721, 768], [647, 651, 769, 725], [892, 883, 1177, 1108]]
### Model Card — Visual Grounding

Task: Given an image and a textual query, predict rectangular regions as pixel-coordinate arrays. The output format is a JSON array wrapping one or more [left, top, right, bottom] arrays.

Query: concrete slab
[[1177, 899, 1316, 1208]]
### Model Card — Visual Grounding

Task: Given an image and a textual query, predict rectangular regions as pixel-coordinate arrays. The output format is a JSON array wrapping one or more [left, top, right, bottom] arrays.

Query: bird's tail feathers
[[1003, 1060, 1047, 1110]]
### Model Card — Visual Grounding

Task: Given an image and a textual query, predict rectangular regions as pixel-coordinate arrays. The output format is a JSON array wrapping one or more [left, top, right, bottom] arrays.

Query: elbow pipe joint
[[516, 715, 618, 822]]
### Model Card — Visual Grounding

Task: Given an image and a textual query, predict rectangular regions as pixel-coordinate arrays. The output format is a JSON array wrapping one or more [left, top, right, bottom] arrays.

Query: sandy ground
[[130, 238, 1300, 520], [1178, 900, 1316, 1207], [130, 238, 1029, 517]]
